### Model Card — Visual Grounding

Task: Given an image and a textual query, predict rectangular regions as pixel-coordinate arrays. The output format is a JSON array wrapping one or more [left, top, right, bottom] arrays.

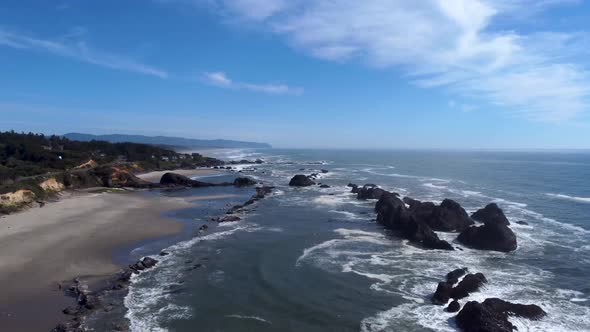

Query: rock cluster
[[375, 192, 454, 250]]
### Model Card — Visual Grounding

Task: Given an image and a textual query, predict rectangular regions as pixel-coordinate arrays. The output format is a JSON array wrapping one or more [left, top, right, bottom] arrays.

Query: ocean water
[[123, 149, 590, 332]]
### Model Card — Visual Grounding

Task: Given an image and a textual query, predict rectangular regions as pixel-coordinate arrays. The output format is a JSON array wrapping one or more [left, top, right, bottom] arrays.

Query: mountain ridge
[[64, 133, 272, 149]]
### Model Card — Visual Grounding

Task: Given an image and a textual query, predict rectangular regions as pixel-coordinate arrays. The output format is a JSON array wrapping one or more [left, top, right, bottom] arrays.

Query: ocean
[[122, 149, 590, 331]]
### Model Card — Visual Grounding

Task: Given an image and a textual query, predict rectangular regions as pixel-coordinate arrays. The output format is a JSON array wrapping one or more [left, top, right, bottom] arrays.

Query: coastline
[[0, 189, 199, 331]]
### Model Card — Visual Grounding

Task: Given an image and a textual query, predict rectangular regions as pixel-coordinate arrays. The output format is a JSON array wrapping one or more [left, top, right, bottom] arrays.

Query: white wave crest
[[546, 193, 590, 204]]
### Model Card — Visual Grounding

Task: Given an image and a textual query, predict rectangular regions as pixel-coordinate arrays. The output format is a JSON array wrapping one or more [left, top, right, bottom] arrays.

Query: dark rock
[[233, 177, 257, 187], [159, 251, 170, 256], [321, 169, 329, 173], [447, 268, 468, 284], [160, 172, 215, 187], [456, 298, 546, 332], [255, 159, 264, 164], [130, 257, 158, 272], [319, 184, 331, 188], [198, 224, 209, 231], [62, 306, 80, 315], [516, 220, 529, 225], [289, 175, 315, 187], [118, 270, 133, 282], [218, 215, 241, 222], [141, 257, 158, 269], [254, 186, 273, 198], [375, 192, 453, 250], [472, 203, 510, 226], [451, 273, 488, 299], [457, 301, 514, 332], [350, 184, 360, 194], [357, 186, 386, 200], [347, 183, 357, 188], [402, 197, 422, 209], [482, 298, 546, 320], [407, 198, 474, 232], [432, 281, 453, 305], [447, 300, 461, 312], [457, 222, 517, 252], [112, 323, 130, 331]]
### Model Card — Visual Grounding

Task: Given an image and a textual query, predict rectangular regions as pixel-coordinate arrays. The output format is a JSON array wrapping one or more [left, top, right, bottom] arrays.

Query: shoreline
[[0, 189, 202, 331]]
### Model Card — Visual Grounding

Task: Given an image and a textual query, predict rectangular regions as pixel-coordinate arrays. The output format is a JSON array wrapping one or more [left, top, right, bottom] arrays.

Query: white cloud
[[209, 0, 589, 121], [203, 71, 303, 95], [0, 28, 168, 78]]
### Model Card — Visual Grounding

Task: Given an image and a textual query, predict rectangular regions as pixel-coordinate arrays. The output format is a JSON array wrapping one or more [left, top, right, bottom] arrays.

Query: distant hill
[[64, 133, 272, 149]]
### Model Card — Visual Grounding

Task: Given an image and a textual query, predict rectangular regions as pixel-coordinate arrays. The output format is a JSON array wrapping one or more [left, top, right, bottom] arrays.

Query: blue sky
[[1, 0, 590, 149]]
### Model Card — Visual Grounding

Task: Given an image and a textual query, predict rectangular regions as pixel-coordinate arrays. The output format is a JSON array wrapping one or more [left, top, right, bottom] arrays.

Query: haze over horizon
[[2, 0, 590, 149]]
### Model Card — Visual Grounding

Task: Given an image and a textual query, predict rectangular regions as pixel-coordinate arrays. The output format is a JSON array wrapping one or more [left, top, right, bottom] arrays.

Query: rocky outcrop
[[129, 257, 159, 273], [432, 269, 487, 305], [52, 255, 162, 332], [356, 186, 387, 200], [233, 177, 257, 187], [451, 273, 488, 299], [160, 172, 217, 187], [289, 175, 315, 187], [447, 268, 468, 284], [447, 300, 461, 313], [456, 298, 546, 332], [405, 198, 474, 232], [375, 192, 453, 250], [39, 177, 65, 192], [457, 300, 515, 332], [457, 222, 517, 252], [481, 298, 546, 320], [471, 203, 510, 226]]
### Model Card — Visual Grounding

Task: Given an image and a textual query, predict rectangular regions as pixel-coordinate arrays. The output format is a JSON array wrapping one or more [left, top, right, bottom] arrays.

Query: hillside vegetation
[[0, 131, 221, 184], [0, 131, 225, 213]]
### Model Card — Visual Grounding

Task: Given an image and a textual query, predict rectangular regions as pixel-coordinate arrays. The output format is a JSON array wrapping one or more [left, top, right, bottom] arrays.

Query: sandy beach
[[0, 190, 203, 331], [137, 168, 220, 183]]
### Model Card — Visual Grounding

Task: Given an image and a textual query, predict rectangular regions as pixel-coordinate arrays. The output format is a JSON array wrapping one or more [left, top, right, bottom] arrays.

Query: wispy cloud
[[208, 0, 590, 122], [0, 28, 168, 78], [203, 71, 303, 95]]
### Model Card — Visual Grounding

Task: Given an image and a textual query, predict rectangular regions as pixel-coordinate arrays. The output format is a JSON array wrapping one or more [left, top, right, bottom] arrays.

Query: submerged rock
[[471, 203, 510, 226], [289, 175, 315, 187]]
